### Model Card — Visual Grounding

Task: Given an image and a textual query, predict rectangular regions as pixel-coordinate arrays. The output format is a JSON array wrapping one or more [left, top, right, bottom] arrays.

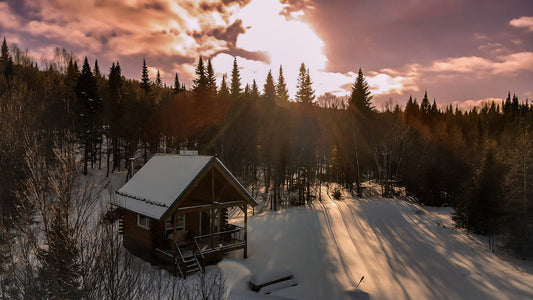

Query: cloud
[[0, 0, 254, 74], [428, 52, 533, 75], [510, 16, 533, 31]]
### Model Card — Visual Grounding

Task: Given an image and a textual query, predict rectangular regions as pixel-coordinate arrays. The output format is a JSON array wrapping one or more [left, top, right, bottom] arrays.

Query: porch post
[[210, 209, 215, 249], [244, 204, 248, 259]]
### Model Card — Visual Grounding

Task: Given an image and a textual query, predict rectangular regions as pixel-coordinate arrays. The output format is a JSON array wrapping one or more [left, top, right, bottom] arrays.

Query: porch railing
[[193, 225, 245, 255]]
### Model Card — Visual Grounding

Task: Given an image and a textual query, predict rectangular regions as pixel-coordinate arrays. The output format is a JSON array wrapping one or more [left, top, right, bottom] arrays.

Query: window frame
[[137, 214, 151, 230], [165, 214, 186, 233]]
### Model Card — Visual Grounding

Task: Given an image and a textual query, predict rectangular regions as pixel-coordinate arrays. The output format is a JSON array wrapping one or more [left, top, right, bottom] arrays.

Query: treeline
[[0, 37, 532, 260]]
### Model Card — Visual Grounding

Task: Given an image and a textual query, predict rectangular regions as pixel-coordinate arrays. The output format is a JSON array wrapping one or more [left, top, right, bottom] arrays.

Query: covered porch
[[154, 203, 250, 278]]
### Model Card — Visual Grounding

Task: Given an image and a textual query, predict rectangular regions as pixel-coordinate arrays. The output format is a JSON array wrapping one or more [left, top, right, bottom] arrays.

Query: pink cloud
[[510, 16, 533, 31], [428, 52, 533, 75]]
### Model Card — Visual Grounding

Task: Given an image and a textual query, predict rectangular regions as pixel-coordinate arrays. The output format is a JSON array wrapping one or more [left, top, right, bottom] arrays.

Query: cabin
[[114, 153, 258, 277]]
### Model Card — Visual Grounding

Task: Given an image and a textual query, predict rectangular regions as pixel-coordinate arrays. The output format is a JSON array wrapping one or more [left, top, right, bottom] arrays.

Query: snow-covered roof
[[116, 154, 256, 220]]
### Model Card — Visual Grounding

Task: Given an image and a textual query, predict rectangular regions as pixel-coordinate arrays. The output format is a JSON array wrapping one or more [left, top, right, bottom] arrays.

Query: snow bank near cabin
[[223, 190, 533, 300]]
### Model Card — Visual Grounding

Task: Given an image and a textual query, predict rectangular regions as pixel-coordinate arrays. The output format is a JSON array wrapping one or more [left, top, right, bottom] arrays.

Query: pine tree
[[77, 57, 97, 100], [244, 84, 251, 98], [172, 73, 181, 94], [206, 58, 217, 96], [155, 70, 162, 87], [76, 57, 99, 175], [93, 59, 101, 78], [38, 207, 81, 299], [420, 91, 430, 115], [140, 58, 151, 93], [0, 37, 14, 79], [348, 68, 373, 114], [276, 65, 289, 103], [464, 148, 506, 234], [263, 70, 276, 103], [251, 79, 259, 101], [230, 57, 242, 98], [193, 56, 208, 97], [219, 74, 229, 97], [66, 58, 79, 89], [295, 63, 314, 105], [108, 62, 123, 96]]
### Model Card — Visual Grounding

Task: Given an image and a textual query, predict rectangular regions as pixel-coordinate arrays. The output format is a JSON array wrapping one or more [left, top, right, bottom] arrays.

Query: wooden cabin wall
[[122, 209, 164, 262]]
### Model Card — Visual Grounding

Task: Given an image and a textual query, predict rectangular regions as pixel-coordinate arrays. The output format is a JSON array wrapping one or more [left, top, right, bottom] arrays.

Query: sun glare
[[209, 0, 409, 99]]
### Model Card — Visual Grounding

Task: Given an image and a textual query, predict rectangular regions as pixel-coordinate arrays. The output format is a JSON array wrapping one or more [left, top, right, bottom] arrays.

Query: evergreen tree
[[295, 63, 314, 105], [93, 59, 101, 78], [230, 57, 242, 97], [108, 62, 123, 97], [219, 74, 229, 97], [206, 58, 217, 96], [193, 56, 208, 97], [420, 91, 430, 115], [66, 58, 79, 90], [172, 73, 181, 94], [76, 57, 97, 100], [0, 37, 14, 79], [276, 65, 289, 103], [251, 79, 259, 101], [348, 68, 373, 114], [462, 148, 506, 234], [263, 70, 276, 103], [38, 207, 81, 299], [155, 70, 162, 87], [76, 57, 99, 175], [140, 58, 151, 93], [244, 84, 251, 98]]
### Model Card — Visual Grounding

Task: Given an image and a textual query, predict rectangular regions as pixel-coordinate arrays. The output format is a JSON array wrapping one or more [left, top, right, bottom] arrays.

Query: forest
[[0, 37, 532, 297]]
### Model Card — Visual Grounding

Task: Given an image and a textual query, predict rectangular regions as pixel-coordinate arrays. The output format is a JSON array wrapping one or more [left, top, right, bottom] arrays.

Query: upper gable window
[[137, 214, 150, 230]]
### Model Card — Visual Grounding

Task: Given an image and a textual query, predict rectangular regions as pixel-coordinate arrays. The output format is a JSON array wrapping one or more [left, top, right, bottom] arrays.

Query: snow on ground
[[223, 188, 533, 300]]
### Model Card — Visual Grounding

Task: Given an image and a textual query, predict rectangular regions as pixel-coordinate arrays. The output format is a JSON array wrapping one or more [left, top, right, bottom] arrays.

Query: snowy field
[[222, 188, 533, 300]]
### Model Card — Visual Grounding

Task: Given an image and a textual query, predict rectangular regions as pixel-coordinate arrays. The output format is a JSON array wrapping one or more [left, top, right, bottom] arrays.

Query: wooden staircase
[[175, 242, 204, 279]]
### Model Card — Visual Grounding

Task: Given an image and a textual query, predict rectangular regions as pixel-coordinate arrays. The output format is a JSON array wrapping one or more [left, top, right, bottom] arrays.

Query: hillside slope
[[224, 190, 533, 299]]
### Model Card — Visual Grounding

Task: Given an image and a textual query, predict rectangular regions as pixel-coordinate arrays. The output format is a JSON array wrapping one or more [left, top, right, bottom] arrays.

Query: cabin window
[[166, 214, 186, 234], [137, 214, 150, 230]]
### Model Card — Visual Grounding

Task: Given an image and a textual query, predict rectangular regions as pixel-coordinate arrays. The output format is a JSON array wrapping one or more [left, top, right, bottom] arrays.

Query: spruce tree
[[173, 73, 181, 94], [219, 74, 229, 97], [77, 57, 97, 100], [206, 58, 217, 96], [244, 84, 251, 98], [295, 63, 314, 105], [93, 59, 101, 78], [108, 62, 123, 97], [230, 57, 242, 97], [0, 37, 13, 79], [420, 91, 430, 115], [276, 65, 289, 103], [251, 79, 259, 101], [193, 56, 208, 97], [155, 70, 162, 87], [348, 68, 373, 114], [76, 57, 99, 175], [263, 70, 276, 103], [66, 58, 79, 90], [140, 58, 151, 93]]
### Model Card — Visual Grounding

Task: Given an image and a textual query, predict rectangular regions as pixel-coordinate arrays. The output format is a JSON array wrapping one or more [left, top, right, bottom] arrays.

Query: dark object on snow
[[249, 269, 297, 293], [347, 289, 370, 300], [355, 276, 365, 289]]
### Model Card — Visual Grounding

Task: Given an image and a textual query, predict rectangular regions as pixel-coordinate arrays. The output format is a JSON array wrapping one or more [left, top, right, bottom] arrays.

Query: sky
[[1, 0, 532, 108]]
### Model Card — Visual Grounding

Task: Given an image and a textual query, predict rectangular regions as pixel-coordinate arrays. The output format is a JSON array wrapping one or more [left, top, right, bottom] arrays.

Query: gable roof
[[115, 154, 257, 220]]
